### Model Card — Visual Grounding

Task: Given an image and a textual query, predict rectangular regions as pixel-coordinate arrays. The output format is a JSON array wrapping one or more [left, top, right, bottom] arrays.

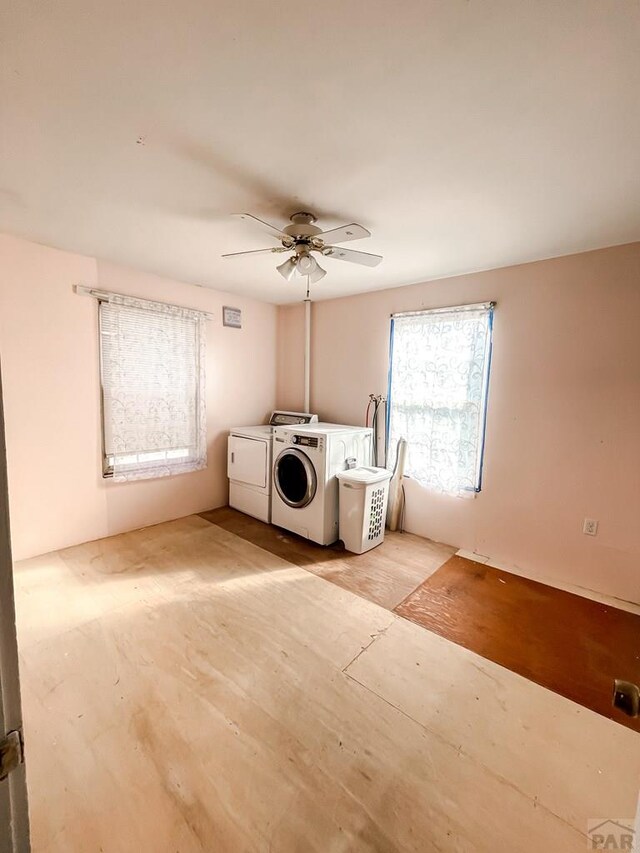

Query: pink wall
[[0, 234, 277, 560], [277, 243, 640, 604]]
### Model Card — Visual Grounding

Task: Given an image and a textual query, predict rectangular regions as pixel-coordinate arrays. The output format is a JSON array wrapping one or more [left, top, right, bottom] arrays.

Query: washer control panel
[[292, 435, 319, 447], [273, 427, 324, 452]]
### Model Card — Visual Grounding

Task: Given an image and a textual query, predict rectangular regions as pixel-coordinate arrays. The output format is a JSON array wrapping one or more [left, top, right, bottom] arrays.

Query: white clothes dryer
[[271, 423, 373, 545]]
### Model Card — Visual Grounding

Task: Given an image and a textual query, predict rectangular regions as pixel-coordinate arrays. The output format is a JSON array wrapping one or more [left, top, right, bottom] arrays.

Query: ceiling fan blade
[[232, 213, 292, 242], [322, 246, 382, 267], [222, 247, 288, 258], [315, 223, 371, 244]]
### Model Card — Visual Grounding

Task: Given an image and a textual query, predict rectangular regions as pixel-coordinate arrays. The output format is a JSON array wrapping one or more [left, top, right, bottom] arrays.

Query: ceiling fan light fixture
[[276, 257, 298, 281], [307, 261, 326, 284], [296, 253, 317, 276]]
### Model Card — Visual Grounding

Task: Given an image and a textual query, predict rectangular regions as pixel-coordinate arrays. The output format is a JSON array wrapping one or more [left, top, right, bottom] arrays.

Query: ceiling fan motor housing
[[283, 212, 322, 242]]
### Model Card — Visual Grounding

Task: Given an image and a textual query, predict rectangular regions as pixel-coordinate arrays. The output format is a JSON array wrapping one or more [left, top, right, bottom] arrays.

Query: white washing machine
[[228, 411, 318, 523], [271, 423, 373, 545]]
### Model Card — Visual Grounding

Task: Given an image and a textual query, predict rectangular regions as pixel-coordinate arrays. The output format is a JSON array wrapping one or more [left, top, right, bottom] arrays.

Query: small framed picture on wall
[[222, 306, 242, 329]]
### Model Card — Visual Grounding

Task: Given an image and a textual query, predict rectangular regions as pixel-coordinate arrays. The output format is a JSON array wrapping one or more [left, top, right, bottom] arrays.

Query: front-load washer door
[[274, 448, 317, 508]]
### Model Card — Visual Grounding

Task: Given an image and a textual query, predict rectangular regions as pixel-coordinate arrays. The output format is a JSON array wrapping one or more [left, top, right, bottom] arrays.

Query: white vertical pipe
[[375, 399, 387, 467], [304, 298, 311, 413]]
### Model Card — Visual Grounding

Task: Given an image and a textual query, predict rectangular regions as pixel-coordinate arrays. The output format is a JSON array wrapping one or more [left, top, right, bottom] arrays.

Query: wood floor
[[205, 509, 640, 732], [13, 515, 640, 852], [396, 554, 640, 733], [199, 506, 456, 610]]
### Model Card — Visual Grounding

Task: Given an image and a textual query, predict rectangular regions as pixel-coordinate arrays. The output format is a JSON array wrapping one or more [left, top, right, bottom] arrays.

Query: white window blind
[[388, 303, 494, 496], [99, 294, 207, 481]]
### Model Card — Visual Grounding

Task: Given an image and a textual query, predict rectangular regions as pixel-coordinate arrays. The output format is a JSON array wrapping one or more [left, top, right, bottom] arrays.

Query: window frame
[[97, 295, 207, 481], [386, 301, 495, 495]]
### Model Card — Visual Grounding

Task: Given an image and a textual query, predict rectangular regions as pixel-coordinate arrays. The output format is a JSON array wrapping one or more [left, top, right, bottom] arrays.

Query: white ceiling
[[1, 1, 639, 304]]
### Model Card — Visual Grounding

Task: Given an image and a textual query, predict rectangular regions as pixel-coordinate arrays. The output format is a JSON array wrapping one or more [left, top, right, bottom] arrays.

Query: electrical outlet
[[613, 679, 640, 717], [583, 518, 598, 536]]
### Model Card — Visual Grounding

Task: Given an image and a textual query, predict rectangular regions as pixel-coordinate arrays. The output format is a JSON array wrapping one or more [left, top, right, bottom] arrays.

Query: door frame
[[0, 361, 30, 853]]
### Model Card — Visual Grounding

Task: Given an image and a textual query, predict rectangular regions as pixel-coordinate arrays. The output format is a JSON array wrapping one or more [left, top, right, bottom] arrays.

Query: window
[[387, 302, 494, 495], [99, 294, 207, 481]]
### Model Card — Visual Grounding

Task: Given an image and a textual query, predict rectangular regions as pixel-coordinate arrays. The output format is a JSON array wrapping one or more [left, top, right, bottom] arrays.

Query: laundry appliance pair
[[227, 415, 373, 546]]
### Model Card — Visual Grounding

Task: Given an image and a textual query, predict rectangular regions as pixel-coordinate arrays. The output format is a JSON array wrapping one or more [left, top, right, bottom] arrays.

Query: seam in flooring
[[396, 554, 640, 733], [341, 631, 591, 843], [340, 618, 396, 672], [342, 667, 587, 843], [200, 507, 640, 733]]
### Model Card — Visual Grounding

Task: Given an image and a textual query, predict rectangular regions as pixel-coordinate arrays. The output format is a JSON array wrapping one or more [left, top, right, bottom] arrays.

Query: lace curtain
[[388, 303, 493, 496], [99, 294, 207, 482]]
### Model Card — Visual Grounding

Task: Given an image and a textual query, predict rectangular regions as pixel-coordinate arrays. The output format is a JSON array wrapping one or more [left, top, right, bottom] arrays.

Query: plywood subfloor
[[202, 509, 640, 733], [395, 554, 640, 733], [199, 506, 455, 611], [13, 516, 640, 852]]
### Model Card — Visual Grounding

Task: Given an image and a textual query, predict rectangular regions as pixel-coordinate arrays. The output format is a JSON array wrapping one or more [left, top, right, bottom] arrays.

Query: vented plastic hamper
[[336, 466, 393, 554]]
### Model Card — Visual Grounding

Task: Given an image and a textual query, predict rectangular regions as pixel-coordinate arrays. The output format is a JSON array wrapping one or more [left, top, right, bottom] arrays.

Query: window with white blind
[[98, 294, 207, 481], [387, 302, 494, 496]]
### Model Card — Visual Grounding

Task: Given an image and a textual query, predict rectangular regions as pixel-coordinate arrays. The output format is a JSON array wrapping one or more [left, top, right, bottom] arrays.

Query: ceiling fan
[[223, 212, 382, 283]]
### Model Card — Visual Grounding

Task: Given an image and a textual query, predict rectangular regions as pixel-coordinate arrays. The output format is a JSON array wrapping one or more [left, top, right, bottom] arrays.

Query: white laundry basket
[[336, 466, 393, 554]]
